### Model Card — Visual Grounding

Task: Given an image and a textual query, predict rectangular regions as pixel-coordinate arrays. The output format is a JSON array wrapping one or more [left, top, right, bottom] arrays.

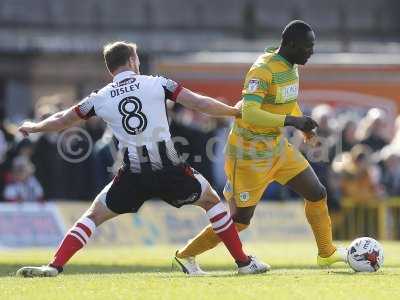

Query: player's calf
[[16, 216, 96, 278], [196, 187, 249, 264], [49, 216, 97, 269], [16, 199, 118, 277]]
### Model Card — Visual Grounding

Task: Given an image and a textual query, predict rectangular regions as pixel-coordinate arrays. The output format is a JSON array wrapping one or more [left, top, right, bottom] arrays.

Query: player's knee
[[307, 184, 327, 202], [232, 210, 254, 225], [84, 212, 101, 226], [84, 202, 114, 226], [197, 187, 221, 211], [232, 214, 252, 225]]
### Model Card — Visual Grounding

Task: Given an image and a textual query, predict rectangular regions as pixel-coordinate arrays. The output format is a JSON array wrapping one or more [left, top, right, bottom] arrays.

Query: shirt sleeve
[[157, 76, 183, 102], [242, 101, 286, 128], [73, 90, 99, 120], [242, 66, 272, 104], [241, 65, 286, 128]]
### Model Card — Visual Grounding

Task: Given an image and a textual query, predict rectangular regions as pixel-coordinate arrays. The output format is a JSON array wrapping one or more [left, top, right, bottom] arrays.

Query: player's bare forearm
[[176, 88, 240, 117], [18, 108, 81, 136], [35, 111, 69, 131], [194, 95, 239, 117]]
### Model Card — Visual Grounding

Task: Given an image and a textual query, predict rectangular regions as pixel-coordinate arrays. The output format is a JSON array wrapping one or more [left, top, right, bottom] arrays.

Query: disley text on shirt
[[110, 83, 140, 98]]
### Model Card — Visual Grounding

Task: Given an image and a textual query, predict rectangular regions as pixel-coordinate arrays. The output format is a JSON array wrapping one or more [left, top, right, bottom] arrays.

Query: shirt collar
[[113, 71, 136, 82], [274, 52, 293, 68], [265, 47, 293, 68]]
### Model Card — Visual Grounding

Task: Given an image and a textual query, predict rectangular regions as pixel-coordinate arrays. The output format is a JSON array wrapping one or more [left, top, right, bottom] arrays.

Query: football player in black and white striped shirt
[[16, 41, 268, 277]]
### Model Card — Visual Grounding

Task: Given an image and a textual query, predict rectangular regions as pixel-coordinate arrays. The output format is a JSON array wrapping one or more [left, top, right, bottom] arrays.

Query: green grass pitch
[[1, 241, 399, 300]]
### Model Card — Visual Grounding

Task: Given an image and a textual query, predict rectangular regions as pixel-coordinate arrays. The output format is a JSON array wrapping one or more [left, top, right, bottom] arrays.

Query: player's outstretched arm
[[18, 107, 82, 136], [242, 101, 286, 127], [176, 88, 240, 118], [242, 101, 318, 132]]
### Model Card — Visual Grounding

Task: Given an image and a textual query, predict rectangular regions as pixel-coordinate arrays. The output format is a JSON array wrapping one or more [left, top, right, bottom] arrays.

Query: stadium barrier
[[3, 199, 398, 248], [0, 203, 65, 248], [333, 198, 400, 240], [55, 201, 315, 246], [0, 201, 313, 248]]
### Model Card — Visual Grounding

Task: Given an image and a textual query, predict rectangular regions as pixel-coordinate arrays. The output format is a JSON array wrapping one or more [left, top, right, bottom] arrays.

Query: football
[[347, 237, 384, 272]]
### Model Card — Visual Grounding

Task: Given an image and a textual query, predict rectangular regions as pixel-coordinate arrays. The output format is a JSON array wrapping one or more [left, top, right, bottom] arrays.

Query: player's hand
[[303, 130, 321, 147], [234, 100, 243, 118], [234, 99, 243, 110], [284, 116, 319, 132], [18, 121, 37, 137]]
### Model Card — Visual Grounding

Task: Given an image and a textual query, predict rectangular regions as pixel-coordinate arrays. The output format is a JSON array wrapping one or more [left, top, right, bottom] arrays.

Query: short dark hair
[[103, 41, 137, 73], [281, 20, 313, 45]]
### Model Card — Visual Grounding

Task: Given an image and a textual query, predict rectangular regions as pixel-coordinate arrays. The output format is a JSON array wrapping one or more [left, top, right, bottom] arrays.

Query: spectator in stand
[[0, 109, 16, 202], [3, 156, 44, 203], [0, 130, 8, 164], [14, 138, 34, 159], [0, 107, 16, 156], [356, 108, 389, 152], [312, 105, 337, 138], [0, 130, 10, 196], [169, 105, 216, 185], [31, 101, 68, 199], [341, 119, 358, 152], [93, 127, 121, 193], [85, 117, 106, 144], [332, 144, 383, 203], [390, 115, 400, 150], [31, 96, 97, 200], [378, 146, 400, 196], [378, 115, 400, 196], [305, 104, 340, 211]]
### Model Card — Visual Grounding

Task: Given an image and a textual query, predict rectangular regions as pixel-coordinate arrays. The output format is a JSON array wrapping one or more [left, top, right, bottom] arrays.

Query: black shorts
[[102, 164, 205, 214]]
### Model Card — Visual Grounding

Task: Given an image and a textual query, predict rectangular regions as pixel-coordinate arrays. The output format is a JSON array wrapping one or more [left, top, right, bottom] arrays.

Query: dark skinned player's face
[[292, 30, 315, 65]]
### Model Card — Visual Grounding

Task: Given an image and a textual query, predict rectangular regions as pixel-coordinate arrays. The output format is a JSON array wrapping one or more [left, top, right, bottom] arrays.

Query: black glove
[[284, 116, 319, 132]]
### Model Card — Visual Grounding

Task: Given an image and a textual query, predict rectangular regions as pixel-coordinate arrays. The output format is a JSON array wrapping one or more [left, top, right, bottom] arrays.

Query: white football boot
[[16, 265, 60, 278], [173, 251, 208, 276], [237, 256, 270, 275]]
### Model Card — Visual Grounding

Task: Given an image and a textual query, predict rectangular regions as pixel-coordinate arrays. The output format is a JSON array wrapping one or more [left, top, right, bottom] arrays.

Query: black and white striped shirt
[[75, 71, 183, 173]]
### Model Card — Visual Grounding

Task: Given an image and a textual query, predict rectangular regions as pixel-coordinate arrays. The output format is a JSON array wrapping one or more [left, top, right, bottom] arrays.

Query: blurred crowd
[[0, 94, 399, 211], [295, 105, 400, 212]]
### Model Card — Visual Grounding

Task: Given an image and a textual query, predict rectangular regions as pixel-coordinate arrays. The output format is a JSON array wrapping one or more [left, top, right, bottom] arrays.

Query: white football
[[347, 237, 384, 272]]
